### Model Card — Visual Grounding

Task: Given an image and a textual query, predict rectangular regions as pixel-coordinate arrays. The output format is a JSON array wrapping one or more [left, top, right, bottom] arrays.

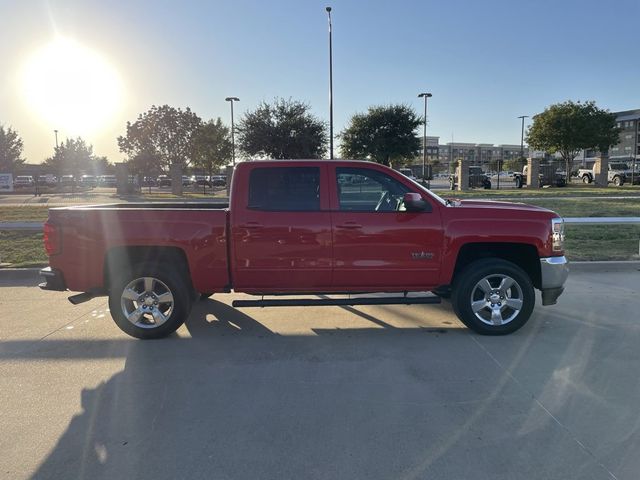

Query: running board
[[232, 296, 441, 308]]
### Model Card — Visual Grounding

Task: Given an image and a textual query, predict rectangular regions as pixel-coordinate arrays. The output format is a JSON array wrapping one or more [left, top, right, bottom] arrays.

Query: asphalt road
[[1, 265, 639, 480]]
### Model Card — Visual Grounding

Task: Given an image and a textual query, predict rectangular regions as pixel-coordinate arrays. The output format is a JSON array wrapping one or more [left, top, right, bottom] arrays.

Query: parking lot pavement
[[1, 267, 639, 479]]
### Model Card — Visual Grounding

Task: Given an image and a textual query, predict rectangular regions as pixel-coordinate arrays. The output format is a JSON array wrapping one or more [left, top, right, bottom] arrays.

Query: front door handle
[[336, 222, 362, 229]]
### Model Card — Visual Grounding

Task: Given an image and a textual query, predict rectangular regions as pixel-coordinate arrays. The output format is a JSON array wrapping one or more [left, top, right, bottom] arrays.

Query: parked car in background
[[98, 175, 117, 187], [578, 162, 634, 186], [211, 175, 226, 186], [60, 175, 76, 187], [182, 175, 193, 187], [449, 166, 491, 189], [141, 177, 157, 187], [14, 175, 34, 188], [193, 175, 211, 187], [157, 175, 171, 187], [37, 175, 57, 186], [79, 175, 97, 188], [398, 168, 418, 182], [514, 165, 567, 188]]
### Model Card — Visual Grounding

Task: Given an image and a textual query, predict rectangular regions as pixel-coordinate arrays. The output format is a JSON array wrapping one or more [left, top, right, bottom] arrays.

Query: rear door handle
[[240, 222, 263, 229], [336, 222, 362, 229]]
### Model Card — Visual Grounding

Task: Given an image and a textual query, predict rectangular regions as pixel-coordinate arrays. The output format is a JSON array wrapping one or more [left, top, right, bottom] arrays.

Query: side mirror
[[403, 192, 431, 212]]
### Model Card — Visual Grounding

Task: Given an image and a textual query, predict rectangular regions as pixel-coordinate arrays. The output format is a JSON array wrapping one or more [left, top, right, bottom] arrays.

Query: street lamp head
[[418, 92, 432, 98], [225, 97, 240, 102], [326, 6, 331, 12]]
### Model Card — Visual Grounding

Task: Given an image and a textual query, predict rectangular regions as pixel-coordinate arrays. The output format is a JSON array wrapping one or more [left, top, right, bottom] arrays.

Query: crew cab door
[[330, 165, 443, 290], [231, 165, 332, 292]]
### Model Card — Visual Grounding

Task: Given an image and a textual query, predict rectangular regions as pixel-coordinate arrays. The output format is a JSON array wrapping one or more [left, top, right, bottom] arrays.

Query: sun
[[21, 37, 124, 136]]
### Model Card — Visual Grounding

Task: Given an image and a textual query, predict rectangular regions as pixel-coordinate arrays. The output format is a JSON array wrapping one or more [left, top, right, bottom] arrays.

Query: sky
[[1, 0, 638, 164]]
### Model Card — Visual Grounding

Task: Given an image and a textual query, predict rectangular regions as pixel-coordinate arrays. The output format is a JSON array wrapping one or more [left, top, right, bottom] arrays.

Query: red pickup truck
[[40, 160, 568, 339]]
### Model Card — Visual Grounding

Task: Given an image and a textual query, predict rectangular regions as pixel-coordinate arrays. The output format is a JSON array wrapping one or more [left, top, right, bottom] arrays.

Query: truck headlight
[[551, 217, 565, 253]]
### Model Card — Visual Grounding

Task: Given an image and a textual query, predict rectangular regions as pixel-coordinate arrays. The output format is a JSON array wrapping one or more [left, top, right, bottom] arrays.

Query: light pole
[[518, 115, 528, 163], [418, 92, 432, 188], [225, 97, 240, 166], [326, 6, 334, 159], [54, 129, 59, 149]]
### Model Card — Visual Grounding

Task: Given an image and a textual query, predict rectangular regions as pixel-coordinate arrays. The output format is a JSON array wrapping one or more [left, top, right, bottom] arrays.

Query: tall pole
[[225, 97, 240, 166], [418, 92, 432, 188], [326, 7, 334, 159], [54, 130, 59, 149], [632, 118, 638, 186], [518, 115, 528, 168]]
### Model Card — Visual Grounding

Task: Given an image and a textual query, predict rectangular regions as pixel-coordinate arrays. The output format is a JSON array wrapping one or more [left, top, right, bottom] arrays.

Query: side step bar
[[232, 296, 441, 308]]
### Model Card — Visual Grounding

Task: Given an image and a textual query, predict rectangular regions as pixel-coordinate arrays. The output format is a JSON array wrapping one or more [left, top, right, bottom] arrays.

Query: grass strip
[[0, 231, 47, 268]]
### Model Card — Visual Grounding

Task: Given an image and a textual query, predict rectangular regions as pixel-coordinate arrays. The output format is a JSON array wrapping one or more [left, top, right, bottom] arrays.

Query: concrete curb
[[0, 267, 42, 284], [569, 260, 640, 273]]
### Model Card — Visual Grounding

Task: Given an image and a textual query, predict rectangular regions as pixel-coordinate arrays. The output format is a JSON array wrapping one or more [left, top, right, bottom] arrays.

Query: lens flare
[[21, 37, 124, 135]]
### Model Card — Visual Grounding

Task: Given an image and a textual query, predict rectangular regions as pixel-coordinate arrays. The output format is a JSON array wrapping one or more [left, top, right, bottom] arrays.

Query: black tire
[[515, 176, 523, 188], [108, 264, 192, 339], [613, 176, 623, 187], [451, 258, 535, 335], [582, 175, 591, 184], [484, 180, 491, 189]]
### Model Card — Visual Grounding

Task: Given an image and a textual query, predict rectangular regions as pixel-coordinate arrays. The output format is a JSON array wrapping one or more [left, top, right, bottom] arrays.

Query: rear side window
[[248, 167, 321, 211]]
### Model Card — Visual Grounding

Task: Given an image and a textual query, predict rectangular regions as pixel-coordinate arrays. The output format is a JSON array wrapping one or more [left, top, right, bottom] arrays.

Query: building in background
[[414, 138, 529, 172], [576, 109, 639, 167]]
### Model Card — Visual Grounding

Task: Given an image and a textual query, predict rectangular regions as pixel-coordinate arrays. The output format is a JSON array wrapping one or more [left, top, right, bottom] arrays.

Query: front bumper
[[539, 256, 569, 305], [39, 267, 67, 291]]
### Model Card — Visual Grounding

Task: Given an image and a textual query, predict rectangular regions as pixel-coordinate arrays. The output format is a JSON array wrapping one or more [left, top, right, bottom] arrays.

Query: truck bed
[[47, 203, 231, 294]]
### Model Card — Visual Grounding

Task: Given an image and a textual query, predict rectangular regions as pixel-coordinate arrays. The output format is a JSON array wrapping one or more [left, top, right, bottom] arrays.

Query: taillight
[[43, 222, 61, 256]]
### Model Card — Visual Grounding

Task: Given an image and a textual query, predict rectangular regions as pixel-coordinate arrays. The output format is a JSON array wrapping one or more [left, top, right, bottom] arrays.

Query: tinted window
[[336, 167, 410, 212], [248, 167, 320, 211]]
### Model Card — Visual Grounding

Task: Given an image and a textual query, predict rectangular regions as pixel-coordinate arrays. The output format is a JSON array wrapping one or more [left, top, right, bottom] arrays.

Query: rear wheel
[[452, 259, 535, 335], [515, 176, 523, 188], [582, 175, 591, 184], [108, 265, 192, 339]]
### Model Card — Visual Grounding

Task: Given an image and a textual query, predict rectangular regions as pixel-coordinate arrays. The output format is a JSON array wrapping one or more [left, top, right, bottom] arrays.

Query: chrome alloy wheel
[[469, 274, 524, 326], [120, 277, 175, 329]]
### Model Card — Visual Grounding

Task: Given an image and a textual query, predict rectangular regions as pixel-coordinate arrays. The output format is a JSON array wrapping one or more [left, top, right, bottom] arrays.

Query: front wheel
[[108, 265, 192, 339], [451, 259, 535, 335], [613, 176, 623, 187], [515, 176, 523, 188]]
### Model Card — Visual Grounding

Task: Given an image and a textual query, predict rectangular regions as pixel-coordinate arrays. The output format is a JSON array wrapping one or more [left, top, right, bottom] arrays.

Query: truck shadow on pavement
[[14, 295, 635, 480]]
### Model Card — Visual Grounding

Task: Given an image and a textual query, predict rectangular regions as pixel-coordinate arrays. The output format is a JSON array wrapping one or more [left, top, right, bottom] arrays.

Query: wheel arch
[[451, 242, 541, 290], [104, 246, 193, 293]]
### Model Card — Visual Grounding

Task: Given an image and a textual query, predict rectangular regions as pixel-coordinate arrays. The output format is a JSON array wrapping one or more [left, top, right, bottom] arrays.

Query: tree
[[192, 118, 232, 177], [339, 105, 422, 166], [0, 125, 26, 173], [526, 100, 621, 176], [43, 137, 97, 176], [118, 105, 202, 171], [237, 98, 327, 159], [503, 158, 525, 173], [126, 150, 161, 178]]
